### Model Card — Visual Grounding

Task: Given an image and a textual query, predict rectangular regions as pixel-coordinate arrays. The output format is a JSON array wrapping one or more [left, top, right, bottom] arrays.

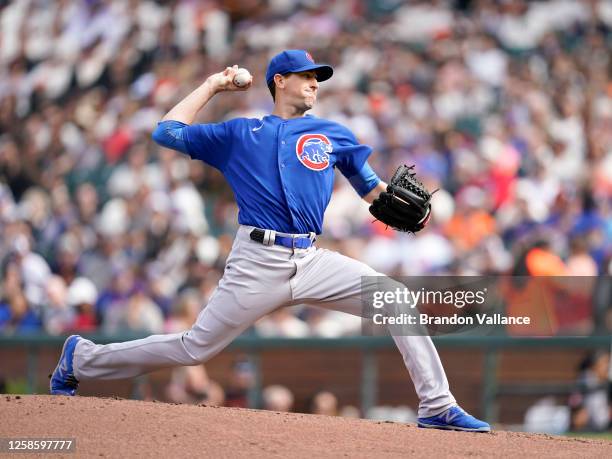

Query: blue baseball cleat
[[49, 335, 81, 396], [418, 405, 491, 432]]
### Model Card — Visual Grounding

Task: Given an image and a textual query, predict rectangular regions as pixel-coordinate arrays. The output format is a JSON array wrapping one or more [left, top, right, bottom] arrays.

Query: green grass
[[565, 432, 612, 441], [5, 378, 29, 394]]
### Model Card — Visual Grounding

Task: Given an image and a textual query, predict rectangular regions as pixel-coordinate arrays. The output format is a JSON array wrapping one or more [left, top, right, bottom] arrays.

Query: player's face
[[284, 71, 319, 110]]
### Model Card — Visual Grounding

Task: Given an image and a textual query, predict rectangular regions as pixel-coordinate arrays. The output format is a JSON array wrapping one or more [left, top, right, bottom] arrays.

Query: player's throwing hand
[[207, 65, 253, 93]]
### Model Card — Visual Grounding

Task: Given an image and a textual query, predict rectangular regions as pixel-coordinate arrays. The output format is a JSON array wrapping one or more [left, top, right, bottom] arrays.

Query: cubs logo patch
[[305, 51, 314, 63], [295, 134, 332, 171]]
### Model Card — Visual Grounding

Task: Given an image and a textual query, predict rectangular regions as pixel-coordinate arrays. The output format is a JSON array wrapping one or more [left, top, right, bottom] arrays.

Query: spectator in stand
[[566, 236, 598, 276], [0, 0, 610, 339], [262, 385, 294, 413], [103, 282, 164, 334], [224, 358, 256, 409], [568, 351, 611, 432], [309, 390, 339, 417], [67, 277, 99, 333], [0, 257, 42, 333], [255, 307, 310, 338], [41, 275, 74, 336]]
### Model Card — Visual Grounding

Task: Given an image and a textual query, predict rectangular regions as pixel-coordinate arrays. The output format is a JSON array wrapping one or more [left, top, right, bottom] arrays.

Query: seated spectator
[[67, 277, 99, 332], [262, 385, 294, 412], [566, 236, 598, 276], [255, 307, 309, 338], [165, 366, 225, 406], [95, 266, 137, 323], [303, 308, 361, 337], [309, 390, 339, 417], [103, 283, 164, 334], [0, 293, 42, 334], [568, 351, 611, 432], [224, 358, 256, 409], [41, 275, 74, 335], [523, 397, 570, 434], [339, 405, 361, 418], [165, 288, 203, 333], [0, 0, 610, 343], [11, 233, 51, 309]]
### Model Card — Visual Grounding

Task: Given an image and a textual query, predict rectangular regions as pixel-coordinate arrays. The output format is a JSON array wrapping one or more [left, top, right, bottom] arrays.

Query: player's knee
[[180, 329, 217, 364]]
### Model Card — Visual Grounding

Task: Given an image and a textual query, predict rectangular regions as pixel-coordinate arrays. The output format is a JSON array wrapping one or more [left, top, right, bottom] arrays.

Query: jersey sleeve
[[152, 120, 232, 171], [334, 126, 381, 197], [346, 161, 381, 197]]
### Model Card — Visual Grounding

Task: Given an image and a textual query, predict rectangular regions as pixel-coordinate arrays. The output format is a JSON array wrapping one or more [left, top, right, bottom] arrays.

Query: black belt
[[249, 228, 315, 249]]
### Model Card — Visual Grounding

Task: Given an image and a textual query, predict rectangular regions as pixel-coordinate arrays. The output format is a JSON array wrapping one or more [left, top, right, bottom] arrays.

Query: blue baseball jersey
[[152, 114, 379, 234]]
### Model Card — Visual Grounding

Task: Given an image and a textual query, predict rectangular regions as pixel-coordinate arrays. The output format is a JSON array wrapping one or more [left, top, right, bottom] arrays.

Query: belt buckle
[[292, 235, 310, 249], [292, 235, 301, 249]]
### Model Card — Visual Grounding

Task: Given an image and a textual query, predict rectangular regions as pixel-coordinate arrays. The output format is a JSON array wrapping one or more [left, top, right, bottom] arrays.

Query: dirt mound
[[0, 395, 609, 458]]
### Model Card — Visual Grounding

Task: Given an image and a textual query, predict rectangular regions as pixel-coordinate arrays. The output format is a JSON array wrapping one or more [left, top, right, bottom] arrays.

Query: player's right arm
[[161, 65, 251, 124], [152, 66, 252, 171]]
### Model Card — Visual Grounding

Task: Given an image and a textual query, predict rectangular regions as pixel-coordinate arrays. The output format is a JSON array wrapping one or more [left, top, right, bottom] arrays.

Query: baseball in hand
[[233, 68, 252, 88]]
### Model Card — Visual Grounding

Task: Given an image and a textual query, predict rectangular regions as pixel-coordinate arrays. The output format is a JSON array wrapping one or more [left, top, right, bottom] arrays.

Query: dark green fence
[[1, 334, 610, 422]]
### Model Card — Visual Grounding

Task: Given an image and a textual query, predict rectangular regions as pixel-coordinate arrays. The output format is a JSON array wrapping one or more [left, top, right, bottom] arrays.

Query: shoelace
[[65, 374, 79, 388]]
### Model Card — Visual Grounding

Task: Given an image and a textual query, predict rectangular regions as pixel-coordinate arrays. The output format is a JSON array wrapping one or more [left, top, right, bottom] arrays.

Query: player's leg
[[69, 228, 294, 381], [290, 247, 456, 418], [292, 247, 490, 431], [72, 304, 257, 380]]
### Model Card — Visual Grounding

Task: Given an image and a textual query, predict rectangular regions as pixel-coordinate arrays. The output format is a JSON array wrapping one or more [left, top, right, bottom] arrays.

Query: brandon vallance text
[[372, 313, 531, 326]]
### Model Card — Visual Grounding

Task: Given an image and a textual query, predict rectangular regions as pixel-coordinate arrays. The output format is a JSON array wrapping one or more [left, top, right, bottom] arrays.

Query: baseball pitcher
[[50, 50, 490, 432]]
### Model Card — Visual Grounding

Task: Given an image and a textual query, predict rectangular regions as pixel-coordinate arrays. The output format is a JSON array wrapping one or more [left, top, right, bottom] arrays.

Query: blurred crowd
[[524, 349, 611, 433], [162, 353, 414, 423], [1, 0, 611, 336]]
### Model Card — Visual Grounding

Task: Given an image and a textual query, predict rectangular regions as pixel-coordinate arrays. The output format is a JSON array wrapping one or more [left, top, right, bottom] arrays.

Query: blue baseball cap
[[265, 50, 333, 87]]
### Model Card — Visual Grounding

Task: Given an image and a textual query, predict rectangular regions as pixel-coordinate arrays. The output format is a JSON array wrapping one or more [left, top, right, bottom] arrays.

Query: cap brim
[[291, 64, 334, 82]]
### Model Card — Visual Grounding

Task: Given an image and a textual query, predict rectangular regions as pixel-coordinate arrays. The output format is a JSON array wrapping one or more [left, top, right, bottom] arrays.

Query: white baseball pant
[[73, 225, 456, 417]]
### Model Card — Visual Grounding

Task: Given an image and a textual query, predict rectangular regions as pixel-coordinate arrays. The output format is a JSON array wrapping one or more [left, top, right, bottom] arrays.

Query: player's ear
[[274, 73, 286, 90]]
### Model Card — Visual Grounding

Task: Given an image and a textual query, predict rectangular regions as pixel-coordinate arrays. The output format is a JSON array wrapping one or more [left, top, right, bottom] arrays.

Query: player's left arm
[[336, 155, 381, 198], [362, 180, 387, 204], [333, 124, 386, 201]]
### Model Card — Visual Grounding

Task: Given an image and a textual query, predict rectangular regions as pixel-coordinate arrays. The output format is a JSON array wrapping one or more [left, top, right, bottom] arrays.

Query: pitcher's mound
[[1, 395, 609, 458]]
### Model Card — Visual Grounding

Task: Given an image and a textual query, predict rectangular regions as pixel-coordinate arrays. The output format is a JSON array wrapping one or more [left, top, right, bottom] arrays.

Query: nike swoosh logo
[[252, 124, 264, 132]]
